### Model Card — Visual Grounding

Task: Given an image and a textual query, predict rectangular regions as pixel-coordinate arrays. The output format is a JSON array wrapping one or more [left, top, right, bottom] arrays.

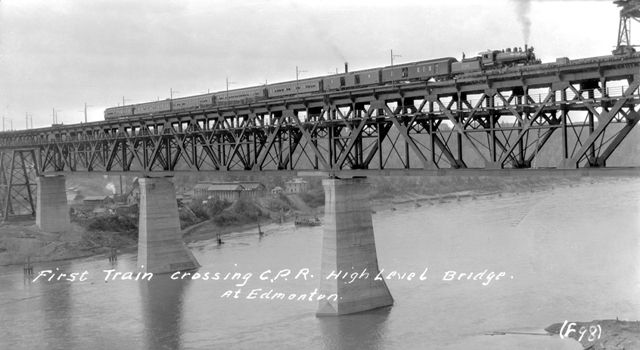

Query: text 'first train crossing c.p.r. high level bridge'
[[2, 0, 640, 317]]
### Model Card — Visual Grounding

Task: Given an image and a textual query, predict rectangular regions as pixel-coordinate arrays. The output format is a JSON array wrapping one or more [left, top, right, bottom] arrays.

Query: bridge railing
[[458, 85, 635, 110]]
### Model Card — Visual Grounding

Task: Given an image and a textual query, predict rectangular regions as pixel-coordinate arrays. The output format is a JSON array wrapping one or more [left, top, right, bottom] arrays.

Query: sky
[[0, 0, 621, 129]]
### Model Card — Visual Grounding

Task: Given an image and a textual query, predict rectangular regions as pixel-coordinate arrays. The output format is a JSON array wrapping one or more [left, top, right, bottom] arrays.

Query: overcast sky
[[0, 0, 619, 129]]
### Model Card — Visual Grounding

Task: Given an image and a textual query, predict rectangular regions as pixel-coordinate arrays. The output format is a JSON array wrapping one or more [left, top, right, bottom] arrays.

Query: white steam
[[106, 182, 116, 195]]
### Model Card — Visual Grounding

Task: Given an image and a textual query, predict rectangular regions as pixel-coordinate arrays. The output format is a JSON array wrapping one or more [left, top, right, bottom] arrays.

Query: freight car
[[381, 57, 456, 82], [171, 93, 215, 110], [104, 94, 215, 120], [104, 105, 134, 119], [268, 78, 322, 98], [215, 86, 266, 106], [104, 46, 540, 120]]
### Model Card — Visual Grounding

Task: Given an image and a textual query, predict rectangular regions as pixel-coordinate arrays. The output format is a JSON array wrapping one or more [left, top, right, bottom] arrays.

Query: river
[[1, 178, 638, 349]]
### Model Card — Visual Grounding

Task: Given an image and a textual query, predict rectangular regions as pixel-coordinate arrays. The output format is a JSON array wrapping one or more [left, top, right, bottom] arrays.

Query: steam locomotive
[[104, 46, 541, 120]]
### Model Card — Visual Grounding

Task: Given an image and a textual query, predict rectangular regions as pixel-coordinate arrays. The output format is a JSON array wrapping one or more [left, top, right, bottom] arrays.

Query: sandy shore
[[0, 219, 117, 266], [546, 319, 640, 349]]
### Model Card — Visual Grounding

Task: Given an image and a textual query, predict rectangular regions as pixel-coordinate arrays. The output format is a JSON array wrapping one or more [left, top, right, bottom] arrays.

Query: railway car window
[[340, 77, 345, 87], [401, 68, 408, 78], [355, 75, 360, 85]]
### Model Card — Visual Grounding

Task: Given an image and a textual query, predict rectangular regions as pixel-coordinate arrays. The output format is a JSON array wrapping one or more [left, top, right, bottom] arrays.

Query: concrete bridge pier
[[138, 177, 199, 274], [36, 175, 70, 233], [317, 177, 393, 316]]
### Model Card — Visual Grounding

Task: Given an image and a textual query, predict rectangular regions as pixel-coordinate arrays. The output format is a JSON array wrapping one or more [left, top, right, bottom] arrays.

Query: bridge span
[[2, 52, 640, 315]]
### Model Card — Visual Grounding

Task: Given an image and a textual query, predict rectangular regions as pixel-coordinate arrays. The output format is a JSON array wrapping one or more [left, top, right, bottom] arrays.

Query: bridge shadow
[[317, 307, 391, 350], [139, 274, 192, 350]]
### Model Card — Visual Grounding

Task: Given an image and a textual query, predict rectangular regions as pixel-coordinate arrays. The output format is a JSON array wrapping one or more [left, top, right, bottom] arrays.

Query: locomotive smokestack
[[345, 62, 348, 73], [525, 44, 528, 52]]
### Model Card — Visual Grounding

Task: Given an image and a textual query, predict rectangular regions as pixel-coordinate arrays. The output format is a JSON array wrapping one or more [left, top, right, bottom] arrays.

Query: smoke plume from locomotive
[[512, 0, 532, 44]]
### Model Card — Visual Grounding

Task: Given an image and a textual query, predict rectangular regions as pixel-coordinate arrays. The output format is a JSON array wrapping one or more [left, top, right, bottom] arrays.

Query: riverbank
[[546, 319, 640, 349], [0, 218, 137, 266], [0, 175, 620, 266]]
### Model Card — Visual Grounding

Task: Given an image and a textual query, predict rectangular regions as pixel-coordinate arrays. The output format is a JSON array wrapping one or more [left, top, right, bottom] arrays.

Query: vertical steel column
[[3, 150, 37, 220], [328, 106, 335, 169], [456, 93, 463, 162], [428, 100, 436, 165], [588, 89, 596, 164], [377, 121, 384, 170], [561, 89, 569, 160], [404, 117, 410, 169], [19, 151, 36, 215]]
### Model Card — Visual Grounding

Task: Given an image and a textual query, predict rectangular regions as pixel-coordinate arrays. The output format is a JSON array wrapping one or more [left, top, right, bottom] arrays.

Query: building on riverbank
[[285, 178, 308, 193], [193, 182, 265, 202]]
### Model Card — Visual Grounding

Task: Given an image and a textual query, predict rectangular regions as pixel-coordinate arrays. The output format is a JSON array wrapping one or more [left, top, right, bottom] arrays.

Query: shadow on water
[[317, 307, 391, 350], [139, 273, 192, 350], [41, 278, 74, 349]]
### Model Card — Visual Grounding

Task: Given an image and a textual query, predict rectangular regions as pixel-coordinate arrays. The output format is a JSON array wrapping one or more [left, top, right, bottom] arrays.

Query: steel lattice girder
[[0, 149, 38, 219], [1, 55, 640, 174]]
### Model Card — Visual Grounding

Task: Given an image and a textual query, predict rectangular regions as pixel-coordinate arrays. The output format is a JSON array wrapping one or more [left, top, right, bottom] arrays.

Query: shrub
[[86, 215, 137, 233], [188, 198, 232, 219], [298, 190, 325, 207]]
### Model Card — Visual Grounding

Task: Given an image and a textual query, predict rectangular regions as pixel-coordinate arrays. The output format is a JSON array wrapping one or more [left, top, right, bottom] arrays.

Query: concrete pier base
[[317, 177, 393, 316], [138, 177, 199, 274], [558, 159, 577, 169], [36, 176, 70, 233]]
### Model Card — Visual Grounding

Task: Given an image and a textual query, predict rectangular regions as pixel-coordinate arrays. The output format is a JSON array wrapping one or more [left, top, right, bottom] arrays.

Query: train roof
[[381, 57, 458, 70], [104, 55, 460, 111], [213, 85, 266, 95], [267, 76, 322, 86], [171, 92, 215, 100]]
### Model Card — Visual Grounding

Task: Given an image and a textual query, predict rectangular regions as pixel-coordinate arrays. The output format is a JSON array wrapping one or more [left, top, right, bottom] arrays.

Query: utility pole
[[296, 66, 307, 93], [79, 103, 92, 123], [390, 49, 402, 66], [84, 103, 91, 123], [169, 88, 179, 111], [25, 112, 28, 129], [30, 115, 33, 129], [226, 77, 235, 103]]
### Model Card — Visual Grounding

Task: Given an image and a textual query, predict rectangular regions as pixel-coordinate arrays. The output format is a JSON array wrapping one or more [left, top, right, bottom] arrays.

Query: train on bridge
[[105, 46, 541, 120]]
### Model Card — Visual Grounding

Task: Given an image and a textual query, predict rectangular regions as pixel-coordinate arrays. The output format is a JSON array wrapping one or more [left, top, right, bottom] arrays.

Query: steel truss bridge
[[1, 53, 640, 217]]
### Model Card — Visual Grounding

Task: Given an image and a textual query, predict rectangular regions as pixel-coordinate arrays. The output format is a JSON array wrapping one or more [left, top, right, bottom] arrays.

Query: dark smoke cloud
[[512, 0, 608, 43], [512, 0, 532, 44]]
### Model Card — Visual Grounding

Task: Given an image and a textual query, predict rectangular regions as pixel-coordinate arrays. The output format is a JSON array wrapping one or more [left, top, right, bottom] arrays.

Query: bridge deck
[[0, 53, 637, 176]]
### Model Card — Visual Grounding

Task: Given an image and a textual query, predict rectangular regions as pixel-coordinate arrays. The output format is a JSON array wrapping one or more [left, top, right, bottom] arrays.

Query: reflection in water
[[39, 271, 74, 350], [140, 274, 191, 350], [1, 180, 639, 349], [318, 307, 391, 350]]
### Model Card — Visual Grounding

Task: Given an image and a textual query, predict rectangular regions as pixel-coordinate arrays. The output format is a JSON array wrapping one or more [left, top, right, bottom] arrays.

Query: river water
[[1, 178, 639, 350]]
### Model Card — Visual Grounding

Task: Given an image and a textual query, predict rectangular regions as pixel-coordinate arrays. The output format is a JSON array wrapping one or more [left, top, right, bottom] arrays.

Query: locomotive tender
[[104, 46, 541, 120]]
